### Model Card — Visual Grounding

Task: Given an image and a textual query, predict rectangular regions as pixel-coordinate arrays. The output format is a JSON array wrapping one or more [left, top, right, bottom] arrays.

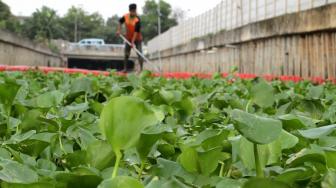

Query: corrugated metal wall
[[150, 32, 336, 79], [148, 0, 336, 53]]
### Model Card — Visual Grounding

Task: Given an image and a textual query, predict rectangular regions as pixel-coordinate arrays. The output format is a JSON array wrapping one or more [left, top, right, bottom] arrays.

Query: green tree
[[79, 12, 105, 40], [141, 0, 177, 43], [0, 0, 21, 33], [61, 7, 105, 42], [0, 0, 11, 22], [22, 6, 64, 41], [60, 7, 85, 42], [103, 15, 123, 44]]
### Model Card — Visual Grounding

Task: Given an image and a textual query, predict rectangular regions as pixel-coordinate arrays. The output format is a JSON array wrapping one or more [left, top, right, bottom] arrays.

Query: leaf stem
[[16, 124, 19, 135], [254, 143, 264, 178], [246, 100, 252, 112], [226, 168, 232, 178], [59, 133, 66, 154], [219, 161, 225, 177], [112, 150, 122, 179], [84, 92, 88, 103], [138, 161, 145, 180], [6, 109, 12, 136]]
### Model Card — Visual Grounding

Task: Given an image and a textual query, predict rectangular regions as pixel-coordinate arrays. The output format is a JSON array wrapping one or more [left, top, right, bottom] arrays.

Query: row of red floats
[[0, 65, 330, 84]]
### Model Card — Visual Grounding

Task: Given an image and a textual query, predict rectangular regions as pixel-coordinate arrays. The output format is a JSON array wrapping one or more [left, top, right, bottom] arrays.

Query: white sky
[[3, 0, 222, 20]]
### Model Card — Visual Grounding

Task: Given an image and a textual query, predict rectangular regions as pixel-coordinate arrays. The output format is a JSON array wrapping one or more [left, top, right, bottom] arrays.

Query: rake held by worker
[[119, 34, 161, 73]]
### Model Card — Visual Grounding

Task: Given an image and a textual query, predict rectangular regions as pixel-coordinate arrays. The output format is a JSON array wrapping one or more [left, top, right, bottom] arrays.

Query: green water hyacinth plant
[[1, 70, 336, 187], [231, 109, 283, 177], [99, 96, 161, 183]]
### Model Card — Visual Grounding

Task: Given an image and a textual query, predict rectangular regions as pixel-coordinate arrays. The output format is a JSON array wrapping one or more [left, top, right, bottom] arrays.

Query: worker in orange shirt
[[116, 3, 143, 73]]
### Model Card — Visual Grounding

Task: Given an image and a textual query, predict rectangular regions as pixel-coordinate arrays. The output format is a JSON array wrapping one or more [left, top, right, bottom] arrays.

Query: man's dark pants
[[124, 41, 143, 72]]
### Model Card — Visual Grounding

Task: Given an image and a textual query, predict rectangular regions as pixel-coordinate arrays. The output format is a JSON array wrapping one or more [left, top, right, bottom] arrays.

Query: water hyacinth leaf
[[186, 129, 228, 150], [151, 106, 165, 124], [322, 170, 336, 188], [157, 144, 175, 157], [201, 131, 230, 151], [178, 147, 199, 173], [152, 158, 194, 182], [19, 110, 43, 132], [9, 139, 49, 157], [141, 123, 172, 135], [286, 147, 326, 167], [319, 136, 336, 147], [0, 81, 21, 115], [136, 134, 160, 161], [1, 182, 55, 188], [0, 159, 39, 184], [132, 88, 150, 100], [64, 150, 87, 168], [7, 117, 21, 132], [6, 147, 37, 167], [238, 137, 280, 170], [36, 159, 57, 171], [0, 148, 11, 159], [276, 102, 292, 116], [278, 130, 299, 150], [323, 103, 336, 123], [278, 114, 319, 130], [5, 130, 36, 144], [242, 178, 291, 188], [275, 167, 314, 185], [250, 80, 275, 108], [60, 102, 89, 117], [127, 73, 141, 88], [54, 167, 102, 188], [298, 125, 336, 139], [70, 77, 98, 95], [159, 89, 182, 104], [30, 133, 57, 143], [98, 177, 144, 188], [299, 99, 324, 119], [216, 178, 243, 188], [100, 167, 131, 180], [51, 137, 74, 157], [308, 85, 324, 99], [146, 179, 189, 188], [198, 147, 224, 175], [324, 148, 336, 169], [178, 146, 223, 175], [176, 97, 195, 117], [66, 125, 97, 150], [89, 101, 103, 115], [86, 140, 114, 170], [26, 91, 64, 108], [99, 96, 161, 151], [229, 136, 241, 163], [231, 109, 282, 144], [236, 130, 297, 170]]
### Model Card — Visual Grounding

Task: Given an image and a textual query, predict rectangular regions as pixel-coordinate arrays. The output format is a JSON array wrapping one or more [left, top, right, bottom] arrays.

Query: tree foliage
[[0, 0, 20, 33], [104, 15, 123, 44], [0, 0, 179, 44], [0, 0, 11, 21], [141, 0, 177, 42], [61, 7, 105, 42], [21, 6, 64, 42]]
